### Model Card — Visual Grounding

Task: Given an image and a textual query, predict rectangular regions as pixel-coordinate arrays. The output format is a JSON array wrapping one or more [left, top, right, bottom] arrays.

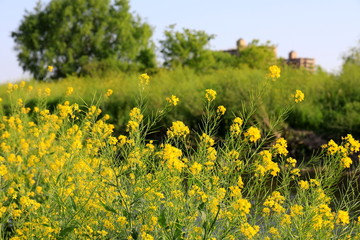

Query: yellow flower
[[240, 223, 259, 239], [48, 65, 54, 72], [273, 138, 288, 155], [205, 89, 217, 102], [267, 65, 281, 80], [268, 227, 280, 237], [200, 133, 215, 147], [336, 210, 350, 225], [230, 117, 243, 136], [139, 73, 150, 85], [263, 191, 286, 214], [233, 198, 251, 216], [166, 95, 180, 106], [343, 134, 360, 154], [290, 204, 304, 217], [293, 90, 305, 103], [44, 87, 51, 96], [244, 126, 261, 142], [291, 168, 301, 178], [66, 87, 74, 96], [299, 180, 310, 190], [129, 107, 143, 122], [190, 162, 202, 175], [256, 150, 280, 177], [322, 139, 339, 155], [340, 156, 352, 168], [105, 89, 113, 97], [216, 105, 226, 115], [167, 121, 190, 138], [0, 165, 8, 176], [286, 157, 297, 167], [17, 98, 23, 106]]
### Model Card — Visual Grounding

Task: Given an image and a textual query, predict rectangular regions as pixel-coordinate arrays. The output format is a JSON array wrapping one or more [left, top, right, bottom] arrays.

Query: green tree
[[12, 0, 155, 80], [159, 25, 216, 70], [237, 39, 277, 69], [342, 40, 360, 66]]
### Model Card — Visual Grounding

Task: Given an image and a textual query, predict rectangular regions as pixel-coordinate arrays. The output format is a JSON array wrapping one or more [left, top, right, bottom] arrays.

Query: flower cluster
[[167, 121, 190, 138], [293, 89, 305, 103], [166, 95, 180, 106], [139, 73, 150, 85], [244, 126, 261, 142], [267, 65, 281, 80], [205, 89, 217, 102]]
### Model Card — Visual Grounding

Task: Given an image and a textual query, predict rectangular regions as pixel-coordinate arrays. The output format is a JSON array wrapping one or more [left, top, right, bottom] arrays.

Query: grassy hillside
[[1, 64, 360, 140]]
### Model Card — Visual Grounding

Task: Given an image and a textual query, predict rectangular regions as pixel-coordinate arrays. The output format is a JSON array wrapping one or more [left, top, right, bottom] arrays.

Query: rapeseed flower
[[230, 117, 243, 136], [244, 126, 261, 142], [340, 156, 352, 168], [293, 90, 305, 103], [240, 223, 259, 239], [263, 191, 286, 214], [129, 107, 143, 122], [267, 65, 281, 80], [343, 134, 360, 154], [205, 89, 217, 101], [322, 139, 339, 155], [139, 73, 150, 85], [44, 87, 51, 96], [167, 121, 190, 138], [286, 157, 297, 167], [200, 133, 214, 147], [273, 138, 288, 155], [190, 162, 202, 175], [166, 95, 180, 106], [105, 89, 113, 97], [336, 210, 350, 225], [233, 198, 251, 216], [290, 204, 304, 217], [298, 180, 310, 190], [216, 105, 226, 115], [47, 65, 54, 72]]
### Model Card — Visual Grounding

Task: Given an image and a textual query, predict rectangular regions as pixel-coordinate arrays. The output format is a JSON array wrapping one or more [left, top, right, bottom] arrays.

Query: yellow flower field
[[1, 67, 360, 239]]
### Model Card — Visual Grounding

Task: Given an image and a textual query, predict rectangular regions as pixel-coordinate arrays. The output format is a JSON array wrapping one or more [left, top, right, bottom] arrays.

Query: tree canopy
[[159, 25, 216, 71], [12, 0, 156, 80], [237, 39, 277, 70]]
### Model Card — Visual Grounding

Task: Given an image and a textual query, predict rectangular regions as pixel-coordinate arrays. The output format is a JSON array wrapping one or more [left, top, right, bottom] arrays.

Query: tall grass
[[1, 64, 360, 139]]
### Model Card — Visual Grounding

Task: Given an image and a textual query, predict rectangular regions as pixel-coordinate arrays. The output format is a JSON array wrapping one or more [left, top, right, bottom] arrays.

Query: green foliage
[[11, 0, 155, 80], [211, 51, 239, 69], [159, 25, 216, 70], [238, 39, 277, 69], [2, 63, 360, 139], [342, 40, 360, 66]]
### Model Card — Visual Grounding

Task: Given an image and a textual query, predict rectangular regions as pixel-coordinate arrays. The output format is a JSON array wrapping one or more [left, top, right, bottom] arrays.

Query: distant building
[[222, 38, 315, 71], [222, 38, 277, 57], [222, 38, 247, 56], [286, 51, 315, 72]]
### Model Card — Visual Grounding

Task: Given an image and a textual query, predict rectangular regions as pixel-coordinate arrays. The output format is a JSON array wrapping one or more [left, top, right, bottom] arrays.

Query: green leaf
[[59, 226, 77, 238], [55, 173, 63, 185], [100, 201, 117, 214], [69, 196, 77, 211], [158, 208, 167, 228], [173, 219, 184, 240]]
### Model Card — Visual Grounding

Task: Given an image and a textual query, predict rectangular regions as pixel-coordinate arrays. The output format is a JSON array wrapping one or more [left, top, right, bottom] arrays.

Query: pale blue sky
[[1, 0, 359, 83]]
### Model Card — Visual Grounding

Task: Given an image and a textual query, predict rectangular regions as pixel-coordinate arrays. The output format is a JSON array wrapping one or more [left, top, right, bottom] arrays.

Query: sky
[[0, 0, 359, 83]]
